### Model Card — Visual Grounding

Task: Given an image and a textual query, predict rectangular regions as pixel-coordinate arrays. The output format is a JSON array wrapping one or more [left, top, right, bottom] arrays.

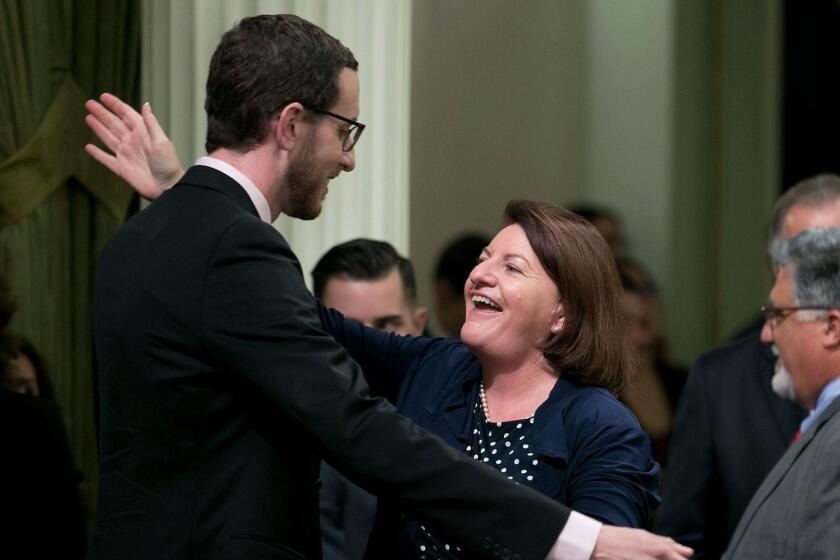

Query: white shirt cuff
[[546, 511, 602, 560]]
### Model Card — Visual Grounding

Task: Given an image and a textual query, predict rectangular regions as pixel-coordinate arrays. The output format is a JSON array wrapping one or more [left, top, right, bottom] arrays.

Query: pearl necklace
[[479, 380, 491, 422]]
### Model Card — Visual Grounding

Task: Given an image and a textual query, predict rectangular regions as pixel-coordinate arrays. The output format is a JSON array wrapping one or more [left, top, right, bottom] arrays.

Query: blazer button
[[501, 549, 512, 560], [492, 543, 502, 556], [482, 537, 494, 549]]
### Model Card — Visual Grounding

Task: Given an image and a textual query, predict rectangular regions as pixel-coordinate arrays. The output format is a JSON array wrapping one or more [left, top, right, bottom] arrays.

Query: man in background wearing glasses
[[725, 226, 840, 559]]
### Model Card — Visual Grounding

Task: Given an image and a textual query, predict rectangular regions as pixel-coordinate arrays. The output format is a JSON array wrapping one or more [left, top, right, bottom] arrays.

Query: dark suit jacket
[[0, 391, 87, 559], [655, 332, 806, 559], [319, 460, 375, 560], [725, 393, 840, 559], [317, 304, 660, 557], [89, 165, 570, 560]]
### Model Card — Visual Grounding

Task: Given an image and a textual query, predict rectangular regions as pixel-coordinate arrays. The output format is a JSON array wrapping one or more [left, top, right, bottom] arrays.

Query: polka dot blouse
[[414, 400, 539, 559]]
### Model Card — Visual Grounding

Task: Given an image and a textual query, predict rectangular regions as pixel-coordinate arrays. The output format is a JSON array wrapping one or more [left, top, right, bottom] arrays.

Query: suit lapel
[[728, 395, 840, 555]]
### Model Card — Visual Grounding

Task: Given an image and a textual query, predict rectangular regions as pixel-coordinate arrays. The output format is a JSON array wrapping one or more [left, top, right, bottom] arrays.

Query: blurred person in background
[[312, 238, 426, 560], [616, 258, 686, 467], [570, 206, 686, 466], [2, 336, 56, 400], [0, 278, 87, 559], [568, 205, 625, 258]]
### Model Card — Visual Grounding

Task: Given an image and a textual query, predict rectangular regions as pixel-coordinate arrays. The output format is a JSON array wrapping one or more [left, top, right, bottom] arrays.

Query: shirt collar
[[800, 375, 840, 433], [195, 156, 272, 223]]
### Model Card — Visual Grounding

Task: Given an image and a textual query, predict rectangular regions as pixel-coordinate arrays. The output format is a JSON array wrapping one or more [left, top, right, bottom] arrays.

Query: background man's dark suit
[[655, 331, 806, 558], [89, 165, 569, 560]]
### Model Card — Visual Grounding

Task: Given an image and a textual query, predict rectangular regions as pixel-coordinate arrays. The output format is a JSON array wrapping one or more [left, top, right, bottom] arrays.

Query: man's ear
[[275, 102, 307, 151], [412, 307, 428, 335], [823, 309, 840, 348]]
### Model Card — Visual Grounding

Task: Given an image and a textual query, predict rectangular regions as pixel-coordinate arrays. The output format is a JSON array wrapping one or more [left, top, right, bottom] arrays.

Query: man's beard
[[284, 134, 327, 221], [771, 346, 797, 402]]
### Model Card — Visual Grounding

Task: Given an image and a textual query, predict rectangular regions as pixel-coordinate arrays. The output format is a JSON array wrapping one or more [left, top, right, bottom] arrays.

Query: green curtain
[[0, 0, 140, 513]]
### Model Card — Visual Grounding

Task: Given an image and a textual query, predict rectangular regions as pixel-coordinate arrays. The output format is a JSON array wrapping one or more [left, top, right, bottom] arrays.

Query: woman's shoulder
[[549, 378, 641, 431], [540, 380, 653, 473]]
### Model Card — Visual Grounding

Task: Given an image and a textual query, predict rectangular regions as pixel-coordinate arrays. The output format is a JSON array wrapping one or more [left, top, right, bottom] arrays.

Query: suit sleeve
[[655, 357, 717, 558], [201, 218, 570, 560]]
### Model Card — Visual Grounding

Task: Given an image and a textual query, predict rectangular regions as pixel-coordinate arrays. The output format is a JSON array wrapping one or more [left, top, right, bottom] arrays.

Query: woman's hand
[[85, 93, 184, 200]]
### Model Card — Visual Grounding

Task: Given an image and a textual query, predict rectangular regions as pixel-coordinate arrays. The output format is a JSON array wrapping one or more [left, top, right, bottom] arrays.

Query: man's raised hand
[[85, 93, 183, 200]]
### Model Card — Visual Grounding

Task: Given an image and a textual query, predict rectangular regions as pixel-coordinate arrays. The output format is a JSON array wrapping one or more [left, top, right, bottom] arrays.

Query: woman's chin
[[460, 322, 490, 352]]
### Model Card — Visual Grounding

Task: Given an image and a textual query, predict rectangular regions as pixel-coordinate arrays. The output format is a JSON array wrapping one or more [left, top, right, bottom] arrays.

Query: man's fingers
[[100, 92, 143, 130], [662, 536, 692, 558], [594, 527, 694, 560], [657, 537, 692, 559], [85, 114, 121, 153], [674, 542, 693, 558], [85, 99, 130, 139], [129, 125, 153, 152], [100, 92, 135, 119], [84, 143, 120, 177], [142, 102, 166, 142]]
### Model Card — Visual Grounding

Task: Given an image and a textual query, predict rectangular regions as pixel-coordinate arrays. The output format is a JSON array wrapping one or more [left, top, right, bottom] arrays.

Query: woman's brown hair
[[504, 200, 638, 393]]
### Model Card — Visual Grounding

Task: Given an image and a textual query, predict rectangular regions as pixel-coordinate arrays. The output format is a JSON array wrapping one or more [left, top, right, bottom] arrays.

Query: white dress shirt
[[195, 156, 272, 223]]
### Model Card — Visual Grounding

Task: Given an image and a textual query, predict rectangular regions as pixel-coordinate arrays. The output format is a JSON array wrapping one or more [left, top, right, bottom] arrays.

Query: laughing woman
[[318, 200, 658, 557], [85, 97, 660, 559]]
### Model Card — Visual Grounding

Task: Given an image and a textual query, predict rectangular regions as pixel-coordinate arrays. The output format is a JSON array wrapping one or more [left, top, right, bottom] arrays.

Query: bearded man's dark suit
[[655, 332, 806, 558], [89, 165, 570, 560]]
